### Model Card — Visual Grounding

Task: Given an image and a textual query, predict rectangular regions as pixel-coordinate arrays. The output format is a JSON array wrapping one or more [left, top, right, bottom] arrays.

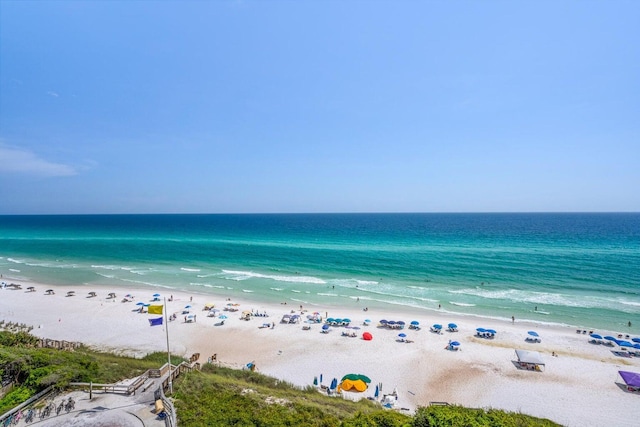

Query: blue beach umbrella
[[528, 331, 539, 337], [153, 293, 160, 297], [185, 305, 192, 308], [313, 376, 318, 386], [604, 336, 617, 341], [485, 329, 497, 334], [398, 333, 407, 338], [322, 324, 330, 330], [374, 384, 379, 398], [219, 314, 228, 319], [476, 328, 486, 332], [411, 321, 420, 326], [343, 318, 351, 323], [136, 302, 145, 306], [448, 323, 457, 329], [634, 344, 640, 349], [364, 319, 371, 323], [450, 341, 460, 346], [632, 338, 640, 343], [379, 319, 388, 324], [433, 324, 442, 329], [326, 318, 335, 323], [617, 340, 633, 347], [590, 334, 603, 339], [330, 378, 338, 390]]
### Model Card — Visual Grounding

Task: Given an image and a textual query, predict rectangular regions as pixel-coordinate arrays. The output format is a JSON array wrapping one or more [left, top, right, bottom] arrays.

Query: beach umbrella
[[185, 305, 192, 308], [364, 319, 371, 323], [313, 376, 318, 386], [398, 333, 407, 338], [362, 332, 373, 340], [410, 320, 420, 326], [448, 323, 457, 329], [617, 340, 633, 347], [326, 318, 335, 323], [632, 338, 640, 343], [374, 384, 379, 398], [144, 303, 150, 306], [590, 334, 603, 339], [219, 314, 228, 319], [528, 331, 539, 337], [379, 319, 388, 324], [330, 378, 338, 390], [397, 321, 405, 325], [476, 327, 486, 332], [450, 341, 460, 346], [604, 336, 617, 341], [153, 293, 160, 297], [433, 324, 442, 329], [320, 374, 323, 383], [633, 344, 640, 349], [343, 318, 351, 323], [136, 302, 145, 306], [485, 329, 497, 334], [387, 321, 396, 325]]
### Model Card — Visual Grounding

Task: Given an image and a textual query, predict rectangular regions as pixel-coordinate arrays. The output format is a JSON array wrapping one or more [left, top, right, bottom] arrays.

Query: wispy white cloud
[[0, 144, 78, 177], [47, 91, 59, 97]]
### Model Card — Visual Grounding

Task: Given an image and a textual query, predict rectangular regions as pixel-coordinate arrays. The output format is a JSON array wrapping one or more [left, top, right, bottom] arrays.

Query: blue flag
[[149, 317, 163, 326]]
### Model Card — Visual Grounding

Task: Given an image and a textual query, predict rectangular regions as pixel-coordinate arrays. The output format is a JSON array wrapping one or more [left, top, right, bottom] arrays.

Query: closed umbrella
[[330, 378, 338, 389], [374, 384, 379, 398]]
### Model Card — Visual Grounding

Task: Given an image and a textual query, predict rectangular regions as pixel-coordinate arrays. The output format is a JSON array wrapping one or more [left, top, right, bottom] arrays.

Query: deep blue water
[[1, 213, 639, 331]]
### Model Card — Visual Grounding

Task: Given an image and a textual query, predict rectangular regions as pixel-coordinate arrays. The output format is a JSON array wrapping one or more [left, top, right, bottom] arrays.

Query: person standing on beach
[[512, 316, 515, 323]]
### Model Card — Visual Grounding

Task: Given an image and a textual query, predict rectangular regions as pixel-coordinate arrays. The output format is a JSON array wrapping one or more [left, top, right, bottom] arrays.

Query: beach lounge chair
[[66, 291, 75, 297]]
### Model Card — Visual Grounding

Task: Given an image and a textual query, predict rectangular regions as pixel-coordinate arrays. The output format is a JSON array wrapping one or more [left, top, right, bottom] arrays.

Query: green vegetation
[[0, 330, 182, 414], [1, 331, 561, 426], [172, 364, 561, 427]]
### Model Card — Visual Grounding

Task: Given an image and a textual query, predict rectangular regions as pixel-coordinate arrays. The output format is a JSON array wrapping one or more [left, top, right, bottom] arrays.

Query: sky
[[1, 1, 639, 214]]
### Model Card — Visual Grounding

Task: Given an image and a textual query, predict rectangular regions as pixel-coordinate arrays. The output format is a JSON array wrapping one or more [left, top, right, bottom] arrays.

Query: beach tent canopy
[[340, 374, 371, 392], [362, 332, 373, 341], [619, 371, 640, 387], [515, 349, 545, 366]]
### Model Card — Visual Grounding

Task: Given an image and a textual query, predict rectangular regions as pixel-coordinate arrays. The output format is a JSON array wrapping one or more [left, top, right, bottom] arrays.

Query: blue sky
[[1, 1, 638, 214]]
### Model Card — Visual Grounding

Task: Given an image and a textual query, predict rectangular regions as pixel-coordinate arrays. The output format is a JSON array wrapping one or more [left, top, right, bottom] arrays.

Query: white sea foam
[[316, 293, 339, 297], [291, 290, 301, 293], [95, 273, 116, 279], [221, 269, 326, 284], [242, 289, 254, 293], [7, 258, 24, 264], [9, 269, 20, 273], [449, 302, 476, 307], [269, 288, 284, 292], [181, 267, 201, 272]]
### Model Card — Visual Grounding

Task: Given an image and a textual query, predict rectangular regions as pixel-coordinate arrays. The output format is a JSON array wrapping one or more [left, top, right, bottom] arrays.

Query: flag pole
[[164, 297, 173, 394]]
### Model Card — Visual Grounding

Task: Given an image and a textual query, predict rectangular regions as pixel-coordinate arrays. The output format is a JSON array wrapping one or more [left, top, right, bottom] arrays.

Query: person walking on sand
[[512, 315, 515, 323]]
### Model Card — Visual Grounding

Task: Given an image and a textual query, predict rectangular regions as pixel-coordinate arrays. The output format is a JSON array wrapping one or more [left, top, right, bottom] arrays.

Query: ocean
[[1, 213, 638, 332]]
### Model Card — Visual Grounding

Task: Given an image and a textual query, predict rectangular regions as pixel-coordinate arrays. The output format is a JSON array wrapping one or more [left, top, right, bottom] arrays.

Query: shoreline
[[1, 279, 639, 427]]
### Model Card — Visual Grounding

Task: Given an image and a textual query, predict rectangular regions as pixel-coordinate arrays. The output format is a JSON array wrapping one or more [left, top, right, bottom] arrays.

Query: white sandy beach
[[1, 280, 639, 427]]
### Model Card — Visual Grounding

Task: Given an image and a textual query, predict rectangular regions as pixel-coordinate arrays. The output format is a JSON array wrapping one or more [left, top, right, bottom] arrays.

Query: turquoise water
[[1, 213, 638, 331]]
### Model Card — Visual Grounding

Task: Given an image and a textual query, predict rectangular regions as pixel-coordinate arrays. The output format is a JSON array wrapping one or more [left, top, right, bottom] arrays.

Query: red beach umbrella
[[362, 332, 373, 341]]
